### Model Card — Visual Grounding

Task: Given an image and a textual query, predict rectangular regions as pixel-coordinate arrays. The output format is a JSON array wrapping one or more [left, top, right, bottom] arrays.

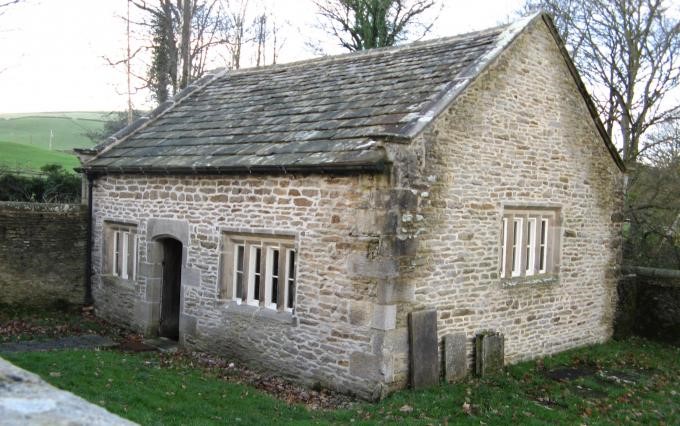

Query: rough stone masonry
[[0, 202, 87, 308]]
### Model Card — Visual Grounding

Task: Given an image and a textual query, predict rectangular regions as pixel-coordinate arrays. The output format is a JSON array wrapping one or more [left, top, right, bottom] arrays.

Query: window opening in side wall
[[499, 208, 559, 281], [105, 222, 138, 281], [222, 233, 296, 311]]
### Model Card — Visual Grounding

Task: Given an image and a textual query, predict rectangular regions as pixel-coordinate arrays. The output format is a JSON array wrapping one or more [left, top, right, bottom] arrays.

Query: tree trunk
[[179, 0, 193, 89]]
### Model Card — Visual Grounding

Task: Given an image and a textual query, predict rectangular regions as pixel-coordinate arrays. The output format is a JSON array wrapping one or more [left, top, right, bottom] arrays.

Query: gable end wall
[[383, 18, 623, 388]]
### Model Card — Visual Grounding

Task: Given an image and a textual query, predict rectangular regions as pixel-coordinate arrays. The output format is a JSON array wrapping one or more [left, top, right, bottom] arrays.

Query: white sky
[[0, 0, 524, 113]]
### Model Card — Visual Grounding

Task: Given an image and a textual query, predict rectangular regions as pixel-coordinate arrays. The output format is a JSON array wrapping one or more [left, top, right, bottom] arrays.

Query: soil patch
[[546, 366, 597, 382]]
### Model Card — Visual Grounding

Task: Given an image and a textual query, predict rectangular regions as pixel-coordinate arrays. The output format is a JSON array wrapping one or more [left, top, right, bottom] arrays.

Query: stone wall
[[0, 202, 87, 307], [380, 17, 623, 389], [90, 173, 399, 399], [615, 267, 680, 345]]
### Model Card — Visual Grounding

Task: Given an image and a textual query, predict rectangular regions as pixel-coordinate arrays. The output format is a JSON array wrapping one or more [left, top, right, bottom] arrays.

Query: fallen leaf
[[49, 371, 61, 377], [462, 402, 472, 415], [399, 404, 413, 413]]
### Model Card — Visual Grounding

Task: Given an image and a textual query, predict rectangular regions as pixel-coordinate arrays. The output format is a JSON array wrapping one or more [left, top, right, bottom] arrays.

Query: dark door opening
[[159, 238, 182, 340]]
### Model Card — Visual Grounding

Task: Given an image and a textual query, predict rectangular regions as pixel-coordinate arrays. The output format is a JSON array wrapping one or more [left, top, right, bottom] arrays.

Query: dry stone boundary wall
[[0, 202, 87, 308]]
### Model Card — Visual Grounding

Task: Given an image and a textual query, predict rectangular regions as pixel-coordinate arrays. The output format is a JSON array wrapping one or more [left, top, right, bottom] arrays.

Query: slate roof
[[80, 13, 623, 174]]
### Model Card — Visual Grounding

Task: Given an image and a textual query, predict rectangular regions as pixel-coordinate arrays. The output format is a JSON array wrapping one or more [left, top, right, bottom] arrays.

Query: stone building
[[77, 13, 624, 399]]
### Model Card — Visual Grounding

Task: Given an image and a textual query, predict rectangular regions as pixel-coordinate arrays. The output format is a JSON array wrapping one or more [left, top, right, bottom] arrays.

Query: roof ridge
[[218, 24, 511, 77]]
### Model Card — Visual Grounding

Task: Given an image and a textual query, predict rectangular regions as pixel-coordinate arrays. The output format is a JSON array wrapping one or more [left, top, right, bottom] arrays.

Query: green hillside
[[0, 140, 80, 173], [0, 112, 107, 151]]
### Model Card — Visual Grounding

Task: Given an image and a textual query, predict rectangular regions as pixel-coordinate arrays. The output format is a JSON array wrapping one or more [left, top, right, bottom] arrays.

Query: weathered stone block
[[348, 254, 399, 279], [179, 313, 197, 343], [383, 327, 409, 353], [444, 333, 467, 382], [393, 237, 419, 256], [372, 304, 397, 330], [349, 301, 373, 326], [378, 280, 416, 304], [408, 309, 439, 389], [475, 331, 504, 376], [181, 267, 201, 288], [350, 351, 381, 381]]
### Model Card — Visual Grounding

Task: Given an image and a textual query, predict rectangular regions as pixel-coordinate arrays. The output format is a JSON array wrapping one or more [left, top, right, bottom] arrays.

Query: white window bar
[[500, 218, 508, 278], [511, 218, 523, 277], [266, 247, 280, 309], [120, 231, 129, 279], [526, 218, 536, 276], [539, 219, 549, 273], [247, 246, 262, 306]]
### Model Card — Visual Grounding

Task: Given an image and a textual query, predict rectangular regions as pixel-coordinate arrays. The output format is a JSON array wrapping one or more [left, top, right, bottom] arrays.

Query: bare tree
[[179, 0, 193, 88], [0, 0, 21, 12], [314, 0, 437, 51], [521, 0, 680, 165], [131, 0, 226, 103], [221, 0, 250, 70], [625, 121, 680, 268], [254, 12, 266, 67]]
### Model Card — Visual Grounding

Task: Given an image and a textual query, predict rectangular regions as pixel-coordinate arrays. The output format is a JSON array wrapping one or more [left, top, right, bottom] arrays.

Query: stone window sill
[[101, 274, 136, 290], [502, 274, 559, 288], [223, 301, 298, 326]]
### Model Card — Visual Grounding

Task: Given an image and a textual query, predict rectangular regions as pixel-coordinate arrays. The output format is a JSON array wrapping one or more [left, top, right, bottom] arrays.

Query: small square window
[[500, 208, 559, 280]]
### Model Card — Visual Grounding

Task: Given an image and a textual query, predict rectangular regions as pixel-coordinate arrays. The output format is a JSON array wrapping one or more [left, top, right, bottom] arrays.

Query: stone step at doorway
[[142, 337, 179, 353]]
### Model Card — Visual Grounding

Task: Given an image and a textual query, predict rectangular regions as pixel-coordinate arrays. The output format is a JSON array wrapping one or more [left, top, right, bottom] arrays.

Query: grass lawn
[[0, 140, 80, 173], [0, 112, 105, 151], [3, 338, 679, 425]]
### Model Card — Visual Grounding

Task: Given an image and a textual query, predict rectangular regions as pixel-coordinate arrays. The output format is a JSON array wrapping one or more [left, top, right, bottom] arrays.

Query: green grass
[[5, 350, 318, 425], [0, 140, 80, 173], [0, 112, 106, 151], [4, 338, 679, 425]]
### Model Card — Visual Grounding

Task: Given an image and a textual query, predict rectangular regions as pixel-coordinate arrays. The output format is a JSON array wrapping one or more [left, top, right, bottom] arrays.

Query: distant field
[[0, 111, 108, 151], [0, 140, 80, 173], [0, 111, 109, 120]]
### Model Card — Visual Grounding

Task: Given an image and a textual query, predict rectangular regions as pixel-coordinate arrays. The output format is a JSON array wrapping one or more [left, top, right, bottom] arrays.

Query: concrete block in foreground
[[0, 357, 137, 425]]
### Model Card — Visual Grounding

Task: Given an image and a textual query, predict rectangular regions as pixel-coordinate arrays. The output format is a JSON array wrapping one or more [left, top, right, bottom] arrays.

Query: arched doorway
[[159, 238, 182, 340]]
